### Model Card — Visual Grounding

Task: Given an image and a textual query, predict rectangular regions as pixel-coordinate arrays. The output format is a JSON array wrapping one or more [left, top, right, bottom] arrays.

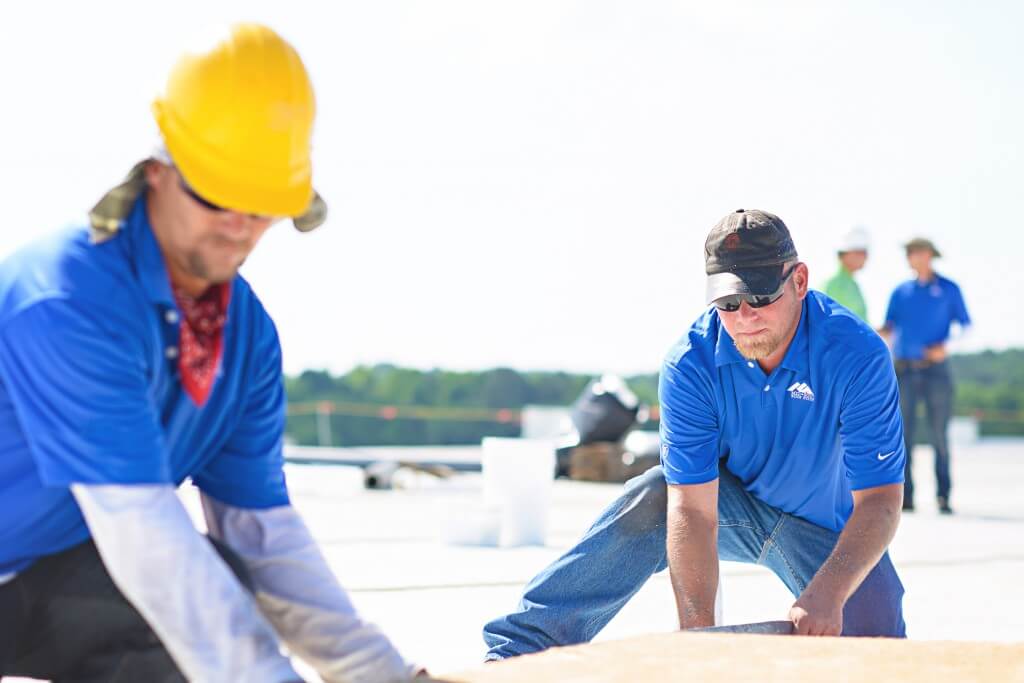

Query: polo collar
[[122, 195, 175, 307], [714, 316, 746, 367], [778, 300, 810, 374]]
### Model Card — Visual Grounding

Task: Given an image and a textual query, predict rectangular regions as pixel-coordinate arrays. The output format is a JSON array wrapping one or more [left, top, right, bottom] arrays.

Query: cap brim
[[705, 264, 786, 305], [904, 242, 940, 258]]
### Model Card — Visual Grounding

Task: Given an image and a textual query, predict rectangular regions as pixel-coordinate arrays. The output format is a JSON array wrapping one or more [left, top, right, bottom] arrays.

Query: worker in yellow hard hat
[[0, 24, 422, 682]]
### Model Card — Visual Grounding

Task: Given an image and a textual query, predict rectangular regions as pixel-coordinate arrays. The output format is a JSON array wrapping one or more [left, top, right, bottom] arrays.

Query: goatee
[[733, 331, 782, 360]]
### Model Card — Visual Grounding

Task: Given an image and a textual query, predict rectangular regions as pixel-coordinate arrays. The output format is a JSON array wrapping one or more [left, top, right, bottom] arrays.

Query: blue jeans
[[897, 361, 954, 501], [483, 464, 906, 659]]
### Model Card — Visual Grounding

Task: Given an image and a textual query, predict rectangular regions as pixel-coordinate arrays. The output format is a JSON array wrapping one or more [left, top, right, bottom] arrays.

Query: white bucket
[[481, 437, 556, 547]]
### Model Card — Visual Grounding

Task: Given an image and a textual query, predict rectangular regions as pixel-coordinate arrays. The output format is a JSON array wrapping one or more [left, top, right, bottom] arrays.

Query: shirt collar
[[123, 195, 175, 307], [778, 300, 810, 374], [714, 315, 746, 367]]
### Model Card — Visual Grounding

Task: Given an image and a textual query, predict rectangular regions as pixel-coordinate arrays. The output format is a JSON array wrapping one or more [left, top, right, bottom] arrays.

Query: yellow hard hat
[[152, 24, 324, 228]]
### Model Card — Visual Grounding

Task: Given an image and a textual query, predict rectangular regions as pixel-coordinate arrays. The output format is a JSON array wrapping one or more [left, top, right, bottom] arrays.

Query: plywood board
[[439, 632, 1024, 682]]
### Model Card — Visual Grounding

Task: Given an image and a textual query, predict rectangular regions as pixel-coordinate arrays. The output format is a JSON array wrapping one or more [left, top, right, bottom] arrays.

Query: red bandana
[[172, 283, 231, 406]]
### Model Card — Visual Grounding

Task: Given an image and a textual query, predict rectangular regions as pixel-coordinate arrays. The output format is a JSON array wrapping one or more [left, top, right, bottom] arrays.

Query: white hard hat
[[838, 226, 870, 253]]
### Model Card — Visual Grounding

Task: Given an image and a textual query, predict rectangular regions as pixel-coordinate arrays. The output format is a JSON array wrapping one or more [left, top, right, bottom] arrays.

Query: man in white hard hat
[[0, 24, 420, 682], [822, 226, 870, 321]]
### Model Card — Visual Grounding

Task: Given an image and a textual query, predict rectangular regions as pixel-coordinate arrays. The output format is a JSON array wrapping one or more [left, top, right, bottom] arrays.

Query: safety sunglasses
[[178, 173, 273, 220], [179, 176, 228, 212], [713, 264, 798, 312]]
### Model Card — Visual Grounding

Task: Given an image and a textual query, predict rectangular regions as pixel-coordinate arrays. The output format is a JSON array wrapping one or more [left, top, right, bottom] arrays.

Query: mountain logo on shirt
[[787, 381, 815, 402]]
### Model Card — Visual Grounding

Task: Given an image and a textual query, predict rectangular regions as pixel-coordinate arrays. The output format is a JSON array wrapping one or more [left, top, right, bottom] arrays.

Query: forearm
[[666, 506, 719, 629], [802, 491, 901, 605], [202, 496, 417, 683], [943, 324, 971, 353], [72, 484, 300, 682]]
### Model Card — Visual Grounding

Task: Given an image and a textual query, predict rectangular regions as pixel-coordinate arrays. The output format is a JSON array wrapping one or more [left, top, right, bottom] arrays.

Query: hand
[[789, 592, 843, 636], [924, 344, 947, 363]]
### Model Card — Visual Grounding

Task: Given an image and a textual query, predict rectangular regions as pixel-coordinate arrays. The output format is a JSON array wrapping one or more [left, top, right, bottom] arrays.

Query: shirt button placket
[[163, 308, 181, 370]]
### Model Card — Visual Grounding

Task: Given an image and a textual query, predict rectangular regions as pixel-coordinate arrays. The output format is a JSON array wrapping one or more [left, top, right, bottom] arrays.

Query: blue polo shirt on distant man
[[660, 289, 906, 532], [885, 275, 970, 362], [0, 195, 288, 576]]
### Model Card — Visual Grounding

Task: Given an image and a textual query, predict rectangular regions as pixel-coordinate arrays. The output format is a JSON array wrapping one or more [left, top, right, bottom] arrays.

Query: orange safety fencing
[[287, 401, 520, 423]]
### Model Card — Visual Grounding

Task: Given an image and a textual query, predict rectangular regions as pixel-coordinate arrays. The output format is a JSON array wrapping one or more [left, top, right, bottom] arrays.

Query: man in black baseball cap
[[485, 208, 908, 657], [704, 208, 799, 304], [702, 209, 804, 363]]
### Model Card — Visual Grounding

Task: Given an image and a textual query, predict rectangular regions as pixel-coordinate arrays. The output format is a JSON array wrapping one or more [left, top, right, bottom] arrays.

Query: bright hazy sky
[[1, 1, 1020, 376]]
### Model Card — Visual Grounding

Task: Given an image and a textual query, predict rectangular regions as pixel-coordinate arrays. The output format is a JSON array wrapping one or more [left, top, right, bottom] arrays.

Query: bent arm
[[201, 494, 419, 683], [72, 484, 300, 682], [666, 480, 719, 630], [792, 483, 902, 634]]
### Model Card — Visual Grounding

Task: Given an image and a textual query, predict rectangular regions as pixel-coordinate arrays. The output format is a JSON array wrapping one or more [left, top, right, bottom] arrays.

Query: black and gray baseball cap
[[704, 209, 799, 305]]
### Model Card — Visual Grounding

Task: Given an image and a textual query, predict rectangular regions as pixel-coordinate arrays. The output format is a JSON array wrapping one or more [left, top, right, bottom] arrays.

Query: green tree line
[[949, 349, 1024, 436], [285, 349, 1024, 446]]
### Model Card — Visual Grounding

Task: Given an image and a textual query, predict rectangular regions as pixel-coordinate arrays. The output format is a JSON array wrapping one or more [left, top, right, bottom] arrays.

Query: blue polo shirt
[[659, 291, 905, 532], [0, 196, 290, 575], [884, 274, 970, 361]]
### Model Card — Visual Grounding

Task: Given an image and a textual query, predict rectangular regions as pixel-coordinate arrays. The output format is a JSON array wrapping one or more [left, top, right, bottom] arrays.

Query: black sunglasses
[[179, 176, 228, 212], [178, 174, 273, 220], [713, 264, 798, 312]]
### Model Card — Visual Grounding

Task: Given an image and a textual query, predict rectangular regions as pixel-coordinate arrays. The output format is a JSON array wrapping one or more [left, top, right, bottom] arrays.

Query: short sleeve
[[950, 283, 971, 327], [839, 350, 906, 490], [0, 300, 167, 485], [192, 313, 289, 509], [658, 354, 720, 485]]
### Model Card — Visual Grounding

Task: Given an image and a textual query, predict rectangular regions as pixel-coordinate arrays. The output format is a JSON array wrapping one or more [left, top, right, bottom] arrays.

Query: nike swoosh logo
[[877, 451, 896, 461]]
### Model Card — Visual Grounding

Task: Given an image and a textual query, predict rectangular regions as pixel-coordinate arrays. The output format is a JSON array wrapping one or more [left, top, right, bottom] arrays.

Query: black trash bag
[[570, 375, 640, 446]]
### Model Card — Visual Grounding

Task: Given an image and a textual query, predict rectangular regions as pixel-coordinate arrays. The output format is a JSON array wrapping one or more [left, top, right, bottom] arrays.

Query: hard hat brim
[[154, 100, 324, 227], [89, 159, 327, 240]]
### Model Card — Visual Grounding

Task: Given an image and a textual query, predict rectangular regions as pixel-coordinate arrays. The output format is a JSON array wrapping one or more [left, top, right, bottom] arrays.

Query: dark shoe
[[937, 497, 953, 515], [902, 499, 914, 512]]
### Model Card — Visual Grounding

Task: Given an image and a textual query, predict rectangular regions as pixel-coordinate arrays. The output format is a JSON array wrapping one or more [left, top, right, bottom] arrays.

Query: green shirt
[[823, 264, 868, 321]]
